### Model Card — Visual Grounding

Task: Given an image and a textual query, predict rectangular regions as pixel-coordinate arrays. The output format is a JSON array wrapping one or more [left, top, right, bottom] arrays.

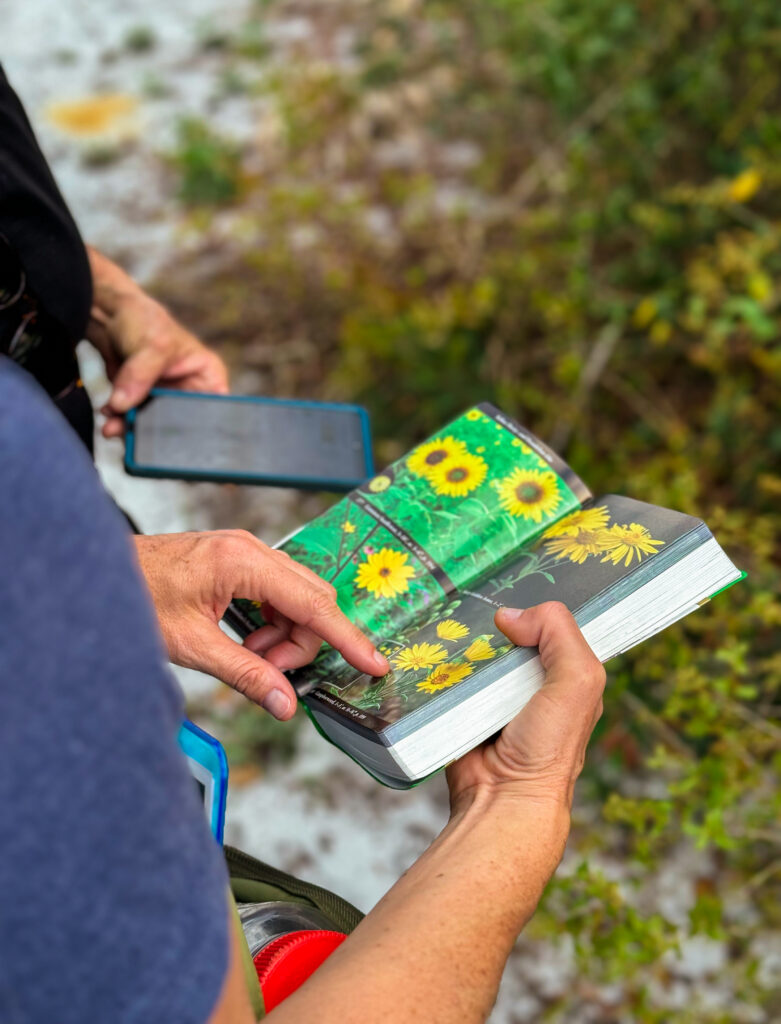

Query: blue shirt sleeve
[[0, 359, 230, 1024]]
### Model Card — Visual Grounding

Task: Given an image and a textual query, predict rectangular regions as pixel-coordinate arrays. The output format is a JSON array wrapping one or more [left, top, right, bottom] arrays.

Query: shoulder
[[0, 357, 103, 519]]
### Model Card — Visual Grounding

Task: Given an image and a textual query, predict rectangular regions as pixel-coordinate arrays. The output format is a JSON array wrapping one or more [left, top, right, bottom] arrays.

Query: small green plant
[[124, 25, 156, 54], [194, 702, 304, 770], [140, 73, 172, 101], [170, 118, 242, 206]]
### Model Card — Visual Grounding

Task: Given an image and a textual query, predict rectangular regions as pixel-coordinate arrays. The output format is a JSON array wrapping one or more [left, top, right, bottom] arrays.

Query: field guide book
[[226, 404, 743, 788]]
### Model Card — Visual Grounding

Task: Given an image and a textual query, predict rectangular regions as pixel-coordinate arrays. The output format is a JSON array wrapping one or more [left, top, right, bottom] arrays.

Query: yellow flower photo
[[429, 451, 488, 497], [600, 523, 665, 567], [464, 637, 496, 661], [407, 436, 466, 478], [355, 547, 415, 598], [368, 474, 392, 493], [417, 661, 474, 694], [465, 409, 483, 421], [391, 642, 448, 672], [544, 528, 618, 564], [511, 438, 532, 455], [496, 468, 562, 522], [436, 619, 470, 641], [543, 505, 610, 539]]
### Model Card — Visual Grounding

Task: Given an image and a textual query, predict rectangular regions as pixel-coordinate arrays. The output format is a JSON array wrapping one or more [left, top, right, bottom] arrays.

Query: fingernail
[[112, 388, 130, 409], [373, 651, 389, 672], [498, 607, 525, 622], [263, 689, 292, 720]]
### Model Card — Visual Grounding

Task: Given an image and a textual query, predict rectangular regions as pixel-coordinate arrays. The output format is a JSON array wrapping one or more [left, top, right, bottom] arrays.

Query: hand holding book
[[447, 603, 606, 814]]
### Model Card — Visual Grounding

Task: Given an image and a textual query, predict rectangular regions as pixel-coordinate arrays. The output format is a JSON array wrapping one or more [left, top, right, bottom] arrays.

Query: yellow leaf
[[728, 168, 762, 204], [46, 94, 139, 138], [748, 272, 772, 303], [650, 320, 672, 345], [632, 297, 657, 328]]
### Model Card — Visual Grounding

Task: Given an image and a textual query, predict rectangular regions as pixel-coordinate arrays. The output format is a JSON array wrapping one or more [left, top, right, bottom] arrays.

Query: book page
[[311, 496, 703, 724], [235, 404, 589, 659]]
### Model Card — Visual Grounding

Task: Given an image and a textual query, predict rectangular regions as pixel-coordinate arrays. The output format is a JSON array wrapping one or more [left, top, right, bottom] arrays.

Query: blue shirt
[[0, 359, 229, 1023]]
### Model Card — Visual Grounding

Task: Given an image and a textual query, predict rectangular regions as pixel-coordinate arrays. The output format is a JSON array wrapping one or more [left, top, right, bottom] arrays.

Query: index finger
[[242, 560, 389, 677]]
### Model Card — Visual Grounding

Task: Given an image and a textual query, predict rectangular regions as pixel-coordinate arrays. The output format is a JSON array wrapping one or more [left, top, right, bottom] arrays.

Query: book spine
[[304, 688, 390, 738]]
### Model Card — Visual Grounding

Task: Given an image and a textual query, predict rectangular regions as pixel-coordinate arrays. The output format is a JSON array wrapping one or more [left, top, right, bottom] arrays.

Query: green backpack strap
[[224, 845, 365, 935]]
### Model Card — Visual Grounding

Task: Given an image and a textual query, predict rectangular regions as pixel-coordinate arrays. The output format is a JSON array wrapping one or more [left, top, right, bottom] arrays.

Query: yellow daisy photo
[[355, 547, 416, 598]]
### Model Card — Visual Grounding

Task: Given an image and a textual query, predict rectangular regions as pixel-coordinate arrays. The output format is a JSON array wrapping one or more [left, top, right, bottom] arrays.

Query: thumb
[[495, 602, 604, 702], [191, 625, 298, 720], [108, 345, 169, 413], [494, 602, 605, 740]]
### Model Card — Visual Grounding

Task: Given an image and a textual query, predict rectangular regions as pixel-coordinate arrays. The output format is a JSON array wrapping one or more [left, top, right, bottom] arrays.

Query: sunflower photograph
[[429, 451, 488, 497], [354, 547, 416, 599], [406, 435, 467, 478], [495, 467, 563, 523]]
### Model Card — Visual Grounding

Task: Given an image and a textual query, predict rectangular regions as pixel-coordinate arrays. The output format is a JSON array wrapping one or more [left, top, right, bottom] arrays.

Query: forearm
[[83, 246, 229, 432], [87, 245, 142, 310], [85, 245, 148, 345], [270, 790, 570, 1023]]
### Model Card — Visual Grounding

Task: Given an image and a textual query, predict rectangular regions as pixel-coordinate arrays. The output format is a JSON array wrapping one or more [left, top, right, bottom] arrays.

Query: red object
[[253, 929, 346, 1011]]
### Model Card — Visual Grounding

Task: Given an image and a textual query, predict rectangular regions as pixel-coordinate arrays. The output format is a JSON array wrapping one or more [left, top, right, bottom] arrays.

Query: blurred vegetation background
[[152, 1, 780, 1019]]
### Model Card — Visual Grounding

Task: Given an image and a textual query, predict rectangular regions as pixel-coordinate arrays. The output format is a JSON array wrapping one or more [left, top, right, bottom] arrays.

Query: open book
[[226, 404, 743, 788]]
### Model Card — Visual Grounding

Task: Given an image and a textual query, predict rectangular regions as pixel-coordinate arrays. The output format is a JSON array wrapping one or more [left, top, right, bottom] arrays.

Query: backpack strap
[[224, 845, 365, 935]]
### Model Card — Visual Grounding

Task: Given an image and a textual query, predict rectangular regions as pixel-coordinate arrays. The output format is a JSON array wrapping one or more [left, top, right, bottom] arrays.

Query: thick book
[[226, 404, 744, 788]]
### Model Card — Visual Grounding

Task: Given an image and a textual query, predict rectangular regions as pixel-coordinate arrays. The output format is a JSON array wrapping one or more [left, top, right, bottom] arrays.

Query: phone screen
[[131, 393, 369, 484]]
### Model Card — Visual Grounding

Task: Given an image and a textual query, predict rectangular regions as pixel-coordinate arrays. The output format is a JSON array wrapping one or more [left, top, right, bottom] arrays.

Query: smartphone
[[178, 719, 229, 843], [125, 389, 374, 491]]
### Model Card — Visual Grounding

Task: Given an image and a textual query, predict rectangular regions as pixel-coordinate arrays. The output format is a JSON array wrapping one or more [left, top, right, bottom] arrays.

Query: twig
[[746, 857, 781, 891], [601, 371, 685, 442], [620, 690, 695, 760], [743, 829, 781, 847], [727, 700, 781, 743], [550, 323, 622, 452]]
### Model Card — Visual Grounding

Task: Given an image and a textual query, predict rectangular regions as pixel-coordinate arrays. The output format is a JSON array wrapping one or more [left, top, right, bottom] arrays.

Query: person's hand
[[85, 247, 229, 438], [133, 531, 389, 720], [447, 602, 605, 815]]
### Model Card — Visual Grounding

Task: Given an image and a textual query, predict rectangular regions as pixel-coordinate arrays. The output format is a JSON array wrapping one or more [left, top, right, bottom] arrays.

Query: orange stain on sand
[[46, 94, 139, 137]]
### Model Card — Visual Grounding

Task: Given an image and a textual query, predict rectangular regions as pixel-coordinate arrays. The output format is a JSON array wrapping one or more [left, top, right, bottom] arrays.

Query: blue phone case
[[177, 719, 229, 843], [124, 388, 374, 491]]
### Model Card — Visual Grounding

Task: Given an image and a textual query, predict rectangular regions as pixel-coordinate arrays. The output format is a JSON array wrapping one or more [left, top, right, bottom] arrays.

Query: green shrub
[[170, 117, 243, 206]]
